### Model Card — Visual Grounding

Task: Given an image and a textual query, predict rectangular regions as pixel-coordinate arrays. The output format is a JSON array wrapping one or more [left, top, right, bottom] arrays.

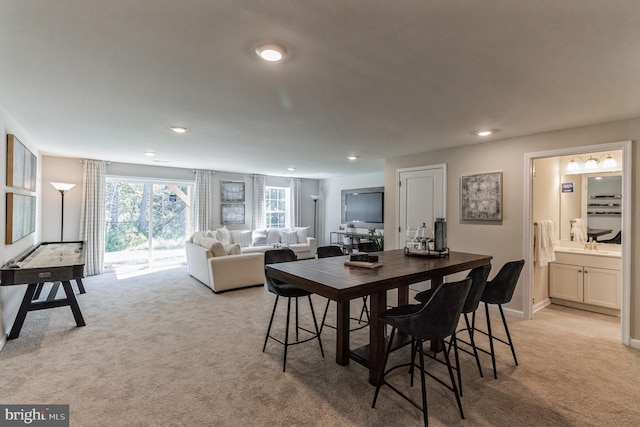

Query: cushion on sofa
[[215, 226, 231, 244], [252, 229, 267, 246], [191, 231, 207, 245], [224, 243, 242, 255], [293, 226, 310, 243], [281, 230, 298, 244], [200, 237, 228, 257], [231, 230, 253, 247], [266, 228, 281, 244]]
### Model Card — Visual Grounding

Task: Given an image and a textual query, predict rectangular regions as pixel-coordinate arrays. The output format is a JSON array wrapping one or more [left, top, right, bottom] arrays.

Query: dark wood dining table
[[265, 248, 492, 385]]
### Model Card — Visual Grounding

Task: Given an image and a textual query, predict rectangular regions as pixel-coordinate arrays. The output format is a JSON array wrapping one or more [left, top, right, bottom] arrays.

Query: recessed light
[[347, 155, 358, 161], [144, 152, 156, 157], [171, 126, 188, 134], [255, 43, 287, 62], [474, 129, 496, 137], [287, 167, 295, 171]]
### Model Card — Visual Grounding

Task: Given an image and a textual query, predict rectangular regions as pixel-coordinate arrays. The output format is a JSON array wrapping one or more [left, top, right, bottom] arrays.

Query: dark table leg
[[8, 283, 39, 339], [368, 290, 388, 385], [61, 281, 86, 327], [335, 301, 350, 365], [430, 275, 445, 352], [75, 278, 86, 294]]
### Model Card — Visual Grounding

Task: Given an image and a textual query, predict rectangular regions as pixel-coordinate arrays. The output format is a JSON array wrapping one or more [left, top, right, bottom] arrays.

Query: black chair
[[472, 260, 525, 379], [372, 278, 472, 427], [316, 245, 369, 333], [262, 249, 324, 372], [600, 231, 621, 244], [357, 241, 378, 252], [414, 264, 491, 395]]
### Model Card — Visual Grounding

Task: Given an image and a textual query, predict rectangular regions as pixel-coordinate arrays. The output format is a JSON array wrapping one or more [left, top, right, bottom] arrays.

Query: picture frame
[[460, 172, 503, 221], [6, 134, 37, 192], [220, 181, 245, 202], [221, 203, 245, 225], [5, 193, 37, 244]]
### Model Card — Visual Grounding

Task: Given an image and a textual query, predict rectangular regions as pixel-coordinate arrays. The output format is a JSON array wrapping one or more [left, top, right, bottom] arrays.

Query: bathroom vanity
[[549, 247, 621, 316]]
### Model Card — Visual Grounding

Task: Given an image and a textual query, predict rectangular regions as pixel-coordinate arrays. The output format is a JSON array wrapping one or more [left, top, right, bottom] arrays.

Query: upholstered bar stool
[[372, 278, 472, 427], [262, 249, 324, 372], [414, 263, 492, 396], [473, 259, 525, 379]]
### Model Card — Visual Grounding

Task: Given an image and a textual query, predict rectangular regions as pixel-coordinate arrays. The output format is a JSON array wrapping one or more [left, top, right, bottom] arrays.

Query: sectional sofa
[[185, 227, 316, 293]]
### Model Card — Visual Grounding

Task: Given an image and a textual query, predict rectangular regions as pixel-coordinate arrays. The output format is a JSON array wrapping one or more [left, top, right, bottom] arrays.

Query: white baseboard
[[0, 334, 6, 353], [533, 298, 551, 314], [629, 338, 640, 350]]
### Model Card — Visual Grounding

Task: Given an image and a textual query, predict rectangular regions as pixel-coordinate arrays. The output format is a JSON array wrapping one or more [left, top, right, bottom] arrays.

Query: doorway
[[524, 141, 631, 345], [105, 178, 192, 270]]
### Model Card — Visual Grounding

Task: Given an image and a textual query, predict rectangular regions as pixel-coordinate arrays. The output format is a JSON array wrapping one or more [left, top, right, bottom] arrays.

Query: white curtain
[[252, 175, 266, 229], [194, 170, 215, 231], [288, 178, 302, 227], [79, 159, 106, 276]]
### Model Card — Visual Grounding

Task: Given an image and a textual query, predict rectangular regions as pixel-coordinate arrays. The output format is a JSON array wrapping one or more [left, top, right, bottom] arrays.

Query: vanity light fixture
[[255, 43, 287, 62], [170, 126, 188, 134], [566, 153, 618, 172]]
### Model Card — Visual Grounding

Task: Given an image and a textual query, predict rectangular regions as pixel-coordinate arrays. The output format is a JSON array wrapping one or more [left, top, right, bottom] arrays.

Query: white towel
[[534, 220, 556, 268], [571, 218, 587, 242]]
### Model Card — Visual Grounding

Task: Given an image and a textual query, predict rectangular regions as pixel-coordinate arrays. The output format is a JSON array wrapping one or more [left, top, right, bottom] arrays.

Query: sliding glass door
[[105, 178, 192, 269]]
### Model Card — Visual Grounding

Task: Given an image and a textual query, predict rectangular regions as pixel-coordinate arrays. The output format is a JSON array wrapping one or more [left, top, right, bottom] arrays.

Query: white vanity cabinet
[[549, 250, 621, 313]]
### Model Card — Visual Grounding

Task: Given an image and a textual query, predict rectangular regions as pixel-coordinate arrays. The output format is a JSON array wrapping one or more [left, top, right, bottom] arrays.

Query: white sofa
[[185, 226, 316, 293], [185, 233, 265, 293]]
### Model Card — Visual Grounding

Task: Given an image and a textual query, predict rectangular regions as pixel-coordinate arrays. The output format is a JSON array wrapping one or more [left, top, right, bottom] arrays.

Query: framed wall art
[[460, 172, 503, 221], [220, 181, 245, 202], [221, 203, 245, 225], [6, 134, 37, 192], [6, 192, 37, 244]]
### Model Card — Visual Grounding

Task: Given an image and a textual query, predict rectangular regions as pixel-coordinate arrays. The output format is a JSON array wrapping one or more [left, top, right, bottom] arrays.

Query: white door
[[397, 165, 446, 248]]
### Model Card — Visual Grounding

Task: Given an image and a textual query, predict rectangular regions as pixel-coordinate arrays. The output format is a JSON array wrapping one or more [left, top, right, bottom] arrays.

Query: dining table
[[265, 248, 492, 385]]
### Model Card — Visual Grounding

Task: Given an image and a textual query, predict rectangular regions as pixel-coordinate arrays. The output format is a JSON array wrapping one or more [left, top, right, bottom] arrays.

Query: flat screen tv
[[342, 187, 384, 227]]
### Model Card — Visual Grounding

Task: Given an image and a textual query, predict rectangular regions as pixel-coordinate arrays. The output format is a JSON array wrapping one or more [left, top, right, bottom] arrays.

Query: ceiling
[[1, 1, 639, 179]]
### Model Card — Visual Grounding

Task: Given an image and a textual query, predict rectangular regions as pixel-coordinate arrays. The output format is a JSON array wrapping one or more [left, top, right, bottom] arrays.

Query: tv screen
[[344, 191, 384, 224]]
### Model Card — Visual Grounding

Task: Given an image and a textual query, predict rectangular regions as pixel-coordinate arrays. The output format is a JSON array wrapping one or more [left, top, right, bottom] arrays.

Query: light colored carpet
[[1, 264, 639, 426]]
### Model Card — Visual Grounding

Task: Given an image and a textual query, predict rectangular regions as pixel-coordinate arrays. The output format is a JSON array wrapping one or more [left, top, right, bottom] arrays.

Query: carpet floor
[[1, 264, 638, 426]]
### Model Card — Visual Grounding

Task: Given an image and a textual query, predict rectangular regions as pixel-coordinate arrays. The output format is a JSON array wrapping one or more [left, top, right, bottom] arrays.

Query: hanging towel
[[571, 218, 588, 242], [534, 220, 556, 268]]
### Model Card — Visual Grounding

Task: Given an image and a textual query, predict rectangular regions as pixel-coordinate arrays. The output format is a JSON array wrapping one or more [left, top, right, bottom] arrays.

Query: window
[[265, 186, 289, 228]]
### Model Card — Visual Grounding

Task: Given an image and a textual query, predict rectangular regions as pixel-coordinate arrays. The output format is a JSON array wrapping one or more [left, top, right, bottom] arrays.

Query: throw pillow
[[231, 230, 253, 247], [201, 238, 227, 257], [224, 243, 241, 255], [216, 226, 231, 244], [252, 229, 268, 246], [293, 226, 310, 243], [282, 230, 298, 245], [266, 228, 281, 244], [191, 232, 207, 245]]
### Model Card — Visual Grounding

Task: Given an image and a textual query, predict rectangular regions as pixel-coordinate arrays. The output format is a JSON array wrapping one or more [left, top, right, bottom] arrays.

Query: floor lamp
[[310, 195, 319, 238], [50, 182, 76, 242]]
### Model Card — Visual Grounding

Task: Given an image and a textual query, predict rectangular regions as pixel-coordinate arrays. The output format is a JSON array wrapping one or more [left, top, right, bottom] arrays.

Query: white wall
[[318, 172, 385, 247], [0, 108, 42, 341]]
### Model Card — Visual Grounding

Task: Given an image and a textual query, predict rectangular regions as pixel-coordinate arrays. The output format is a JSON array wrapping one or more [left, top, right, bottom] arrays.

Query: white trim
[[630, 338, 640, 350], [523, 140, 631, 346], [533, 298, 552, 314]]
